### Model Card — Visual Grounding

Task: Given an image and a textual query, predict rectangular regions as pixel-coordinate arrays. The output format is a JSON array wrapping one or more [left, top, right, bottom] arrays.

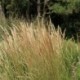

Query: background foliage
[[1, 0, 80, 38]]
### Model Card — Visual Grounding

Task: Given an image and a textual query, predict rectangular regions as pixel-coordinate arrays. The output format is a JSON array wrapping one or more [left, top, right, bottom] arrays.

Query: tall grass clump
[[62, 40, 80, 80], [0, 19, 80, 80]]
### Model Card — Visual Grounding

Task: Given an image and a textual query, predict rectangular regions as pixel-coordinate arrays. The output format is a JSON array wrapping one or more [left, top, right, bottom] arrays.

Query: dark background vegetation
[[0, 0, 80, 39]]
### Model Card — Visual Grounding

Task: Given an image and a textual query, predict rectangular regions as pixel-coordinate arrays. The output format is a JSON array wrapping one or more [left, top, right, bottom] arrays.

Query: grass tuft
[[0, 20, 80, 80]]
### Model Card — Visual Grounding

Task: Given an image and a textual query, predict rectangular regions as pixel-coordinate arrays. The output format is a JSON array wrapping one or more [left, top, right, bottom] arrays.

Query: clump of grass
[[0, 19, 80, 80], [62, 40, 80, 80]]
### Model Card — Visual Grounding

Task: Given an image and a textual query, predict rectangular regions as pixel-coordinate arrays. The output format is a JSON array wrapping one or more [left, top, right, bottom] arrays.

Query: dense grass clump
[[0, 20, 80, 80]]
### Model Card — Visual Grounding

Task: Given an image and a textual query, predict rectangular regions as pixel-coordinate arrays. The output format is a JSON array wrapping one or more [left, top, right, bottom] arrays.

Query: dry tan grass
[[0, 20, 79, 80]]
